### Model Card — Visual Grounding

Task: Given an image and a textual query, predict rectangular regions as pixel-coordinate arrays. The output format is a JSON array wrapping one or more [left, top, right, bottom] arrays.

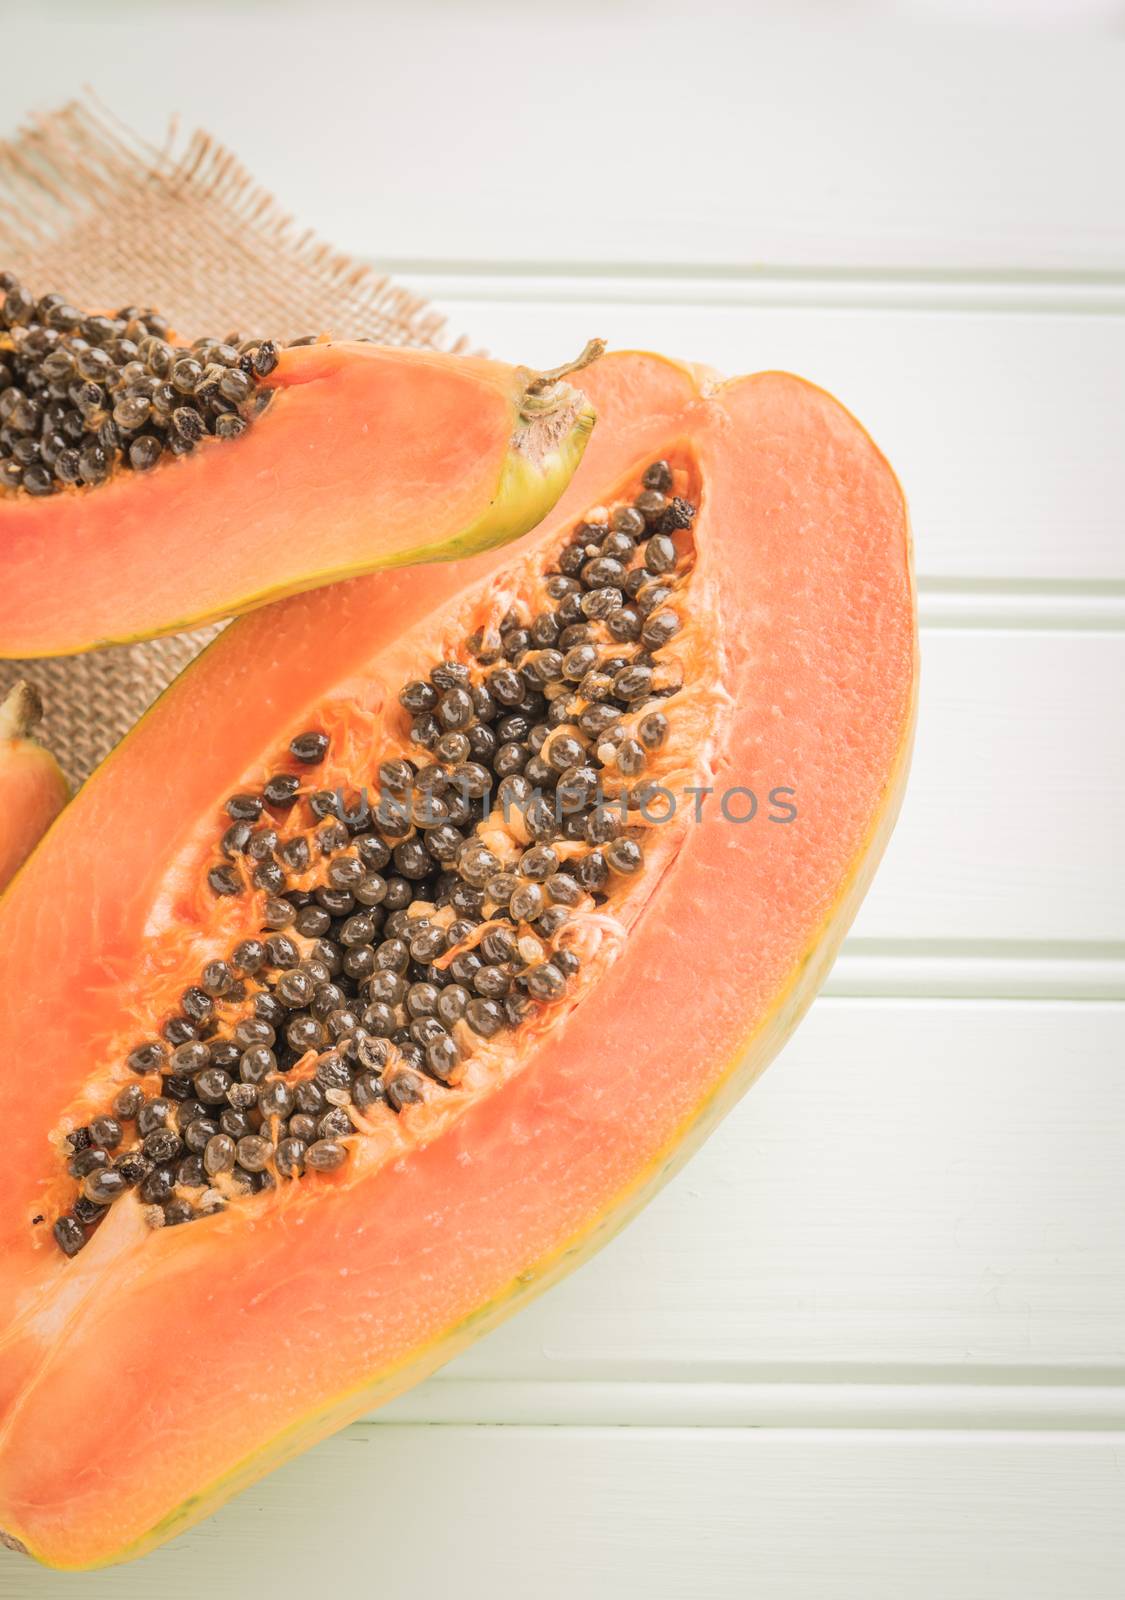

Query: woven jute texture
[[0, 99, 467, 784]]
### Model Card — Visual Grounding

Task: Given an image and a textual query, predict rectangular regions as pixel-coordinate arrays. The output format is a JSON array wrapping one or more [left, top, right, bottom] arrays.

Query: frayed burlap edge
[[0, 96, 468, 783]]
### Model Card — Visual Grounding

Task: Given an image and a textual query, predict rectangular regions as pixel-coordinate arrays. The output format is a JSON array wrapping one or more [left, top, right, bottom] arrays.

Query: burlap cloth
[[0, 99, 467, 784]]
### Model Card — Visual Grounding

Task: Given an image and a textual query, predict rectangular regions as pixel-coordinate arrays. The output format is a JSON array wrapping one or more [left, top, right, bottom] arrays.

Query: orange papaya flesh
[[0, 682, 69, 893], [0, 352, 916, 1568], [0, 340, 600, 658]]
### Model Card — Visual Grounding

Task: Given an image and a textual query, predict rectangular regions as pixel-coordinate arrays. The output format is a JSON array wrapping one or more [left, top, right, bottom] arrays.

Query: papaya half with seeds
[[0, 351, 915, 1569], [0, 681, 68, 893], [0, 324, 602, 657]]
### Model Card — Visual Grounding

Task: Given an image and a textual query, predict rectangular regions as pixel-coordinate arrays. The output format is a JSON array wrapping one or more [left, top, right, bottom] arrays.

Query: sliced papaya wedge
[[0, 338, 601, 658], [0, 351, 915, 1569], [0, 681, 68, 892]]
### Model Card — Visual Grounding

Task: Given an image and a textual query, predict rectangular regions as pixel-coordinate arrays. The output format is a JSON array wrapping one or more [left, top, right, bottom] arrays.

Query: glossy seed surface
[[0, 277, 275, 497]]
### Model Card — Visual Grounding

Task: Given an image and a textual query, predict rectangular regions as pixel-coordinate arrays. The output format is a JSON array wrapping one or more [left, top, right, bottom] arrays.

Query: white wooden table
[[3, 6, 1124, 1595]]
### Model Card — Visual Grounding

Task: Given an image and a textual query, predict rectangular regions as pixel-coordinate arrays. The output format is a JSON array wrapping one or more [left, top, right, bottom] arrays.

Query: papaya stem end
[[0, 680, 44, 742], [518, 339, 606, 419]]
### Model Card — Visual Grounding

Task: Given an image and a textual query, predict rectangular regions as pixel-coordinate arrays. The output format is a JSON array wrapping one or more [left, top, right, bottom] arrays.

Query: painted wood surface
[[7, 1428, 1125, 1600]]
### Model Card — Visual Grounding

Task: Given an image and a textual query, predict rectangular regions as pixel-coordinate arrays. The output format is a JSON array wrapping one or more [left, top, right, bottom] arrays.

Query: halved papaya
[[0, 275, 600, 656], [0, 681, 68, 892], [0, 351, 915, 1569]]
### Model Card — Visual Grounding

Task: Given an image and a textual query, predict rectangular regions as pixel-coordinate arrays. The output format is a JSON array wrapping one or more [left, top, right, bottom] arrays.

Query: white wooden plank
[[6, 9, 1125, 274], [411, 291, 1125, 583], [431, 1001, 1125, 1381], [659, 627, 1122, 957], [849, 631, 1124, 947], [4, 1426, 1122, 1600]]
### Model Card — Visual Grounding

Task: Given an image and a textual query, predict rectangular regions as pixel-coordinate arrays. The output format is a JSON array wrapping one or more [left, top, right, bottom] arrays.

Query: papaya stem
[[524, 338, 606, 397], [0, 680, 43, 742], [518, 339, 605, 423]]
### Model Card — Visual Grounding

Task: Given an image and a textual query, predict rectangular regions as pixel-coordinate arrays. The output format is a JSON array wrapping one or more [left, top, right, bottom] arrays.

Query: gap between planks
[[376, 259, 1125, 316], [917, 581, 1125, 633], [368, 1378, 1125, 1432], [826, 943, 1125, 1002]]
